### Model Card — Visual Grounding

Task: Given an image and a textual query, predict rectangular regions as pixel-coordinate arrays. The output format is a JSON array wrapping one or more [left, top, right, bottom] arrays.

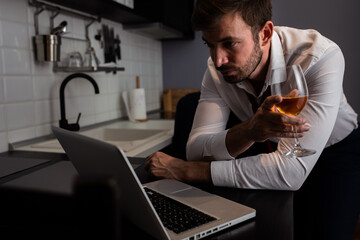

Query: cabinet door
[[162, 0, 194, 39], [135, 0, 195, 39]]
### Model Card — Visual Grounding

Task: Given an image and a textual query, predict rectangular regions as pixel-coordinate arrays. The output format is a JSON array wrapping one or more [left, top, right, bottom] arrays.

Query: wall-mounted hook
[[50, 8, 61, 31], [34, 6, 44, 35], [85, 18, 96, 48]]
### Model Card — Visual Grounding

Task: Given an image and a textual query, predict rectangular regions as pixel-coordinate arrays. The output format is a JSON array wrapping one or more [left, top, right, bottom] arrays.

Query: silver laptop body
[[52, 126, 255, 240]]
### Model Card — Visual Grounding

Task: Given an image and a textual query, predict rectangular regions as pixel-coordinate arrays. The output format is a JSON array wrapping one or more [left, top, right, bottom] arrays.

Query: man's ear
[[260, 21, 274, 46]]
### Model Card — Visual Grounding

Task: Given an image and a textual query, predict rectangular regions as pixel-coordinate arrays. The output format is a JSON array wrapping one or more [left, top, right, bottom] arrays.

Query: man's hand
[[145, 152, 212, 184], [226, 95, 310, 157], [247, 95, 309, 142]]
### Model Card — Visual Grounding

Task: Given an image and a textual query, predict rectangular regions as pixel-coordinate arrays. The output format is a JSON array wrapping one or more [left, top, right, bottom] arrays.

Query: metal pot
[[33, 34, 61, 62]]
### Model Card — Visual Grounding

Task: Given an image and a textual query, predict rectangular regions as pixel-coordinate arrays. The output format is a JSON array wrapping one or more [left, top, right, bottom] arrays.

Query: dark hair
[[192, 0, 272, 35]]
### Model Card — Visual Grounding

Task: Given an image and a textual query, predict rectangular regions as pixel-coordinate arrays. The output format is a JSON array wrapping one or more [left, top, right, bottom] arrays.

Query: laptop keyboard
[[144, 187, 216, 234]]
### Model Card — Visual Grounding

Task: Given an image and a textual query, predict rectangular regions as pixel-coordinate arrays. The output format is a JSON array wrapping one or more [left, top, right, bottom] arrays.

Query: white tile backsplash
[[0, 0, 28, 23], [35, 123, 52, 137], [95, 111, 110, 123], [8, 126, 36, 143], [0, 49, 3, 73], [5, 102, 35, 130], [27, 6, 50, 29], [77, 95, 96, 116], [2, 48, 31, 75], [0, 132, 7, 152], [0, 77, 3, 102], [0, 21, 29, 48], [71, 17, 86, 40], [3, 76, 33, 102], [0, 0, 163, 152], [31, 59, 54, 76], [35, 100, 52, 125], [0, 105, 6, 131], [33, 75, 55, 100], [107, 93, 121, 111], [95, 94, 110, 113], [0, 21, 2, 47]]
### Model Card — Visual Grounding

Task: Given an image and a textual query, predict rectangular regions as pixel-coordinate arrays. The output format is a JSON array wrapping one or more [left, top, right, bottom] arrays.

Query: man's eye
[[224, 41, 237, 48], [203, 41, 214, 48]]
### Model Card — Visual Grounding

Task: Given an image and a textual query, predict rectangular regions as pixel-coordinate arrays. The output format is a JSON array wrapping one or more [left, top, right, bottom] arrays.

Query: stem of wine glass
[[293, 125, 302, 152]]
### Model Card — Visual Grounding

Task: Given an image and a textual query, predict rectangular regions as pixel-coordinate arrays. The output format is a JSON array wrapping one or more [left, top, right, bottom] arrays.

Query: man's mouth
[[221, 69, 235, 75], [220, 69, 236, 76], [217, 67, 237, 76]]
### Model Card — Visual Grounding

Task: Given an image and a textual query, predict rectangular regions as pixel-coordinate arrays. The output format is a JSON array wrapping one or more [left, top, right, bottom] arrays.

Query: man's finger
[[261, 95, 282, 110], [287, 89, 299, 97]]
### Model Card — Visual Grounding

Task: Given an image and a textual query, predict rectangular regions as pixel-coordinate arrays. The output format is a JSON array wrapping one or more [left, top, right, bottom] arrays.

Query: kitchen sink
[[81, 128, 165, 142], [21, 120, 175, 157], [78, 127, 169, 152], [30, 128, 169, 153]]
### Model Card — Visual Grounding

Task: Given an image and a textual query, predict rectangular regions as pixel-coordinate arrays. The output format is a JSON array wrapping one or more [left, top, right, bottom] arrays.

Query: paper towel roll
[[122, 88, 147, 122]]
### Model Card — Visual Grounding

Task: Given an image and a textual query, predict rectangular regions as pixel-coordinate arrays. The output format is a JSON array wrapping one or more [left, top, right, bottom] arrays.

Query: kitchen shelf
[[53, 66, 125, 72]]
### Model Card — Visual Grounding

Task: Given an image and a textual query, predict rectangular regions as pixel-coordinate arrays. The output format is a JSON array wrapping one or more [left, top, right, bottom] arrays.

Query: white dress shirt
[[187, 26, 358, 190]]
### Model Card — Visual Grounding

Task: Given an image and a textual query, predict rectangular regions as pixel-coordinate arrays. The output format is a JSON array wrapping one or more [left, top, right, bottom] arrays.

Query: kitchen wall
[[0, 0, 163, 152], [162, 0, 360, 120]]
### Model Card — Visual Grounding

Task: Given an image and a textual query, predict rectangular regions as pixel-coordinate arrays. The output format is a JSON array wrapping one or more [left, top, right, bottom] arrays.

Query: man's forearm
[[145, 152, 212, 184], [226, 120, 255, 157]]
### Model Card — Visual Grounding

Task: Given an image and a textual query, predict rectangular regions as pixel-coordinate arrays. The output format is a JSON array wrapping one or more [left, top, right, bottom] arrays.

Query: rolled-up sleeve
[[186, 68, 235, 161]]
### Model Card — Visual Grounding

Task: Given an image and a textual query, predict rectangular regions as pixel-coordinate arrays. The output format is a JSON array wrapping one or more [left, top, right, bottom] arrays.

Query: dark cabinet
[[132, 0, 194, 39], [45, 0, 194, 40]]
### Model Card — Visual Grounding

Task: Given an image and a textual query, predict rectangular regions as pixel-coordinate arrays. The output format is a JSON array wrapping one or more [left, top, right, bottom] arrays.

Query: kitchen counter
[[0, 151, 68, 194], [0, 151, 145, 194], [0, 143, 358, 239], [11, 119, 174, 158], [0, 151, 294, 240]]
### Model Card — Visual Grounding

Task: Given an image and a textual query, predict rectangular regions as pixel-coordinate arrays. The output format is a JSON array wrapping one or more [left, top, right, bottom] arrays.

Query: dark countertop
[[0, 150, 294, 240], [2, 115, 359, 239], [0, 151, 68, 184], [0, 149, 357, 240]]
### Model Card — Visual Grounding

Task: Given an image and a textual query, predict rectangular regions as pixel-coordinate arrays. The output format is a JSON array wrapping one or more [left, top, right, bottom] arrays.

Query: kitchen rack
[[53, 66, 125, 73], [29, 0, 125, 73]]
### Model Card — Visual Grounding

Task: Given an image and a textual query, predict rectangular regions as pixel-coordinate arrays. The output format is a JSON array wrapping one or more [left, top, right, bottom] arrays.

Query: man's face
[[202, 13, 263, 84]]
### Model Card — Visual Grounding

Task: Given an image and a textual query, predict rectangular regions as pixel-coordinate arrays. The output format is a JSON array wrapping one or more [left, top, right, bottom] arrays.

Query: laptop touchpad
[[145, 179, 192, 195]]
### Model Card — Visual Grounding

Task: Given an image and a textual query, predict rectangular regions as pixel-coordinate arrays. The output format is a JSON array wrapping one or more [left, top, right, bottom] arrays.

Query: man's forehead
[[201, 13, 251, 43], [202, 34, 237, 44]]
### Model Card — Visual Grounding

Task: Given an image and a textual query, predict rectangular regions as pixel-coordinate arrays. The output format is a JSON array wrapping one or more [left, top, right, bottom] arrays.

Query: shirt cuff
[[210, 160, 236, 187], [211, 130, 235, 160]]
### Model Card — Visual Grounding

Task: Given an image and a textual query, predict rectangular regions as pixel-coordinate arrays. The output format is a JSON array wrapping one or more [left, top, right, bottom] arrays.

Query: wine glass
[[271, 65, 316, 158]]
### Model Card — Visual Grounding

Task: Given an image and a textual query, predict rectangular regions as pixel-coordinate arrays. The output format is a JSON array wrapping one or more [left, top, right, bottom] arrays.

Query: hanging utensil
[[115, 34, 121, 60], [51, 20, 67, 35]]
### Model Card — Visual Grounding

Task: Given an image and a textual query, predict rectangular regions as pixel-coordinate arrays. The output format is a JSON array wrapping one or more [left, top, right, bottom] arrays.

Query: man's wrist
[[184, 161, 212, 184]]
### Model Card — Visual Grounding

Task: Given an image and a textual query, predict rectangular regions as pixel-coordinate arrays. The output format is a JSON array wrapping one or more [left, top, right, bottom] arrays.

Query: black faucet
[[59, 73, 99, 131]]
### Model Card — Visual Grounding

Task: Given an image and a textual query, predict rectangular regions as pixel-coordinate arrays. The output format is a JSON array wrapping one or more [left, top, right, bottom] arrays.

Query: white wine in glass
[[271, 65, 316, 158]]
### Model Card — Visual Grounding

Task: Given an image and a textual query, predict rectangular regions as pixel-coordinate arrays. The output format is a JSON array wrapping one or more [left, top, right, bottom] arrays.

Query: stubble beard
[[221, 41, 263, 84]]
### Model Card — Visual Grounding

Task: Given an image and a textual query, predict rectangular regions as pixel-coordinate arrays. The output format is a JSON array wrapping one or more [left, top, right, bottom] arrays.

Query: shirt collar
[[270, 31, 286, 71], [263, 31, 286, 91]]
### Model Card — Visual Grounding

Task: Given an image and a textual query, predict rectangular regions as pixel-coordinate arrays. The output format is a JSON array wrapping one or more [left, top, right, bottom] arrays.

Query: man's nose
[[213, 47, 229, 67]]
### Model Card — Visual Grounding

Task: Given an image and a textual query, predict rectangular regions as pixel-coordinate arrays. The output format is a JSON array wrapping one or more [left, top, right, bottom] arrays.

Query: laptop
[[52, 126, 255, 240]]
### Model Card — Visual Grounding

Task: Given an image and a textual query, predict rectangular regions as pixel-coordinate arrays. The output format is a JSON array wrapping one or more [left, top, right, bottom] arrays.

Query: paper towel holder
[[122, 76, 148, 122]]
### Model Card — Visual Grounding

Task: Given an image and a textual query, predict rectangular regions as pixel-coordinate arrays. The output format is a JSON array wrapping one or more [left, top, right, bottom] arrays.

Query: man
[[146, 0, 358, 188], [146, 0, 359, 237]]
